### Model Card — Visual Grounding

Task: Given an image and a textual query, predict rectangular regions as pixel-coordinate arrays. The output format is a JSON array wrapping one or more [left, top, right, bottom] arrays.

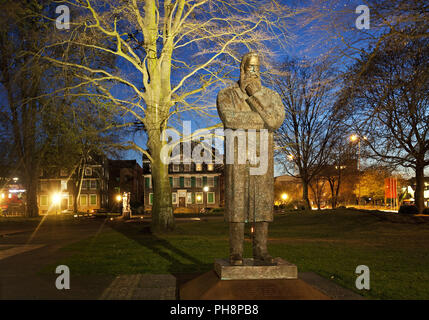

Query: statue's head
[[239, 52, 261, 91]]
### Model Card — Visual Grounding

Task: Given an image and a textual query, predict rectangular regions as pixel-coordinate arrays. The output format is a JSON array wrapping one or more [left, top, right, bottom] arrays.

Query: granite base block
[[214, 257, 298, 280]]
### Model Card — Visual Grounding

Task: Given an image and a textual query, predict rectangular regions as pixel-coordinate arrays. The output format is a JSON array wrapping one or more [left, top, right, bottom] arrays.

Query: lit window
[[196, 163, 203, 171], [172, 193, 177, 204], [173, 177, 180, 188], [149, 193, 153, 205], [196, 177, 202, 187], [80, 195, 88, 206], [90, 194, 97, 205], [207, 192, 215, 204], [61, 180, 67, 191], [208, 176, 214, 187], [40, 195, 48, 206], [207, 164, 214, 171], [185, 177, 191, 187], [196, 192, 203, 204], [187, 192, 193, 204]]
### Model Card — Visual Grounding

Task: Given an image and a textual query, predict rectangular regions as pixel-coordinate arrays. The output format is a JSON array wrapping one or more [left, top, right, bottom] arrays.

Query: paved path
[[0, 217, 115, 299], [0, 244, 45, 260]]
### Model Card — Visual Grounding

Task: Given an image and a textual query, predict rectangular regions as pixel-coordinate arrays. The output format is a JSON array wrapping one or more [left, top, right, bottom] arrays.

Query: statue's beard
[[239, 73, 260, 93]]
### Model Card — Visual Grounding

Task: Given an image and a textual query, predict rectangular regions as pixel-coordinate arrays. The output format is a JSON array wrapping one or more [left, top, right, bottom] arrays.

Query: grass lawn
[[45, 209, 429, 299]]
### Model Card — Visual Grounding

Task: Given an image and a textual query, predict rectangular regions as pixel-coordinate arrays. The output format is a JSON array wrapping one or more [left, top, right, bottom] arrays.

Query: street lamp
[[350, 134, 367, 206], [52, 192, 61, 215], [196, 194, 202, 214], [115, 194, 122, 213], [281, 193, 288, 203]]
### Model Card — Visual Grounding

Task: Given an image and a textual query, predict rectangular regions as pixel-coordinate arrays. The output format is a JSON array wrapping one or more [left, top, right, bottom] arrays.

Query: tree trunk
[[25, 170, 39, 217], [73, 161, 85, 213], [148, 133, 175, 232], [414, 164, 425, 214], [302, 179, 311, 210]]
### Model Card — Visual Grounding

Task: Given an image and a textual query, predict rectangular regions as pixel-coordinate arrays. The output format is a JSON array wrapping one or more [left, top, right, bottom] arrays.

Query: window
[[173, 164, 180, 172], [207, 164, 214, 171], [195, 163, 203, 171], [81, 180, 88, 190], [60, 168, 68, 177], [40, 182, 48, 191], [208, 176, 214, 187], [172, 193, 177, 204], [90, 194, 97, 205], [149, 193, 153, 205], [90, 180, 97, 190], [61, 180, 67, 191], [184, 164, 191, 172], [196, 177, 202, 187], [85, 167, 92, 176], [40, 195, 48, 206], [145, 177, 152, 188], [173, 177, 180, 188], [80, 194, 88, 206], [68, 195, 73, 207], [207, 192, 215, 204], [195, 192, 203, 204], [187, 192, 193, 204], [185, 177, 191, 188]]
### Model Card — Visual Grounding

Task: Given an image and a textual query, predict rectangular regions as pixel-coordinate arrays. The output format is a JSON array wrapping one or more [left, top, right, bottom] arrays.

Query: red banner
[[384, 177, 397, 199]]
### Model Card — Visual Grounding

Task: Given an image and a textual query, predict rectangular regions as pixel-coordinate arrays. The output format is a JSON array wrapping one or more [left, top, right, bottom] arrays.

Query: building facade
[[142, 145, 224, 213], [108, 159, 143, 211], [37, 156, 109, 214]]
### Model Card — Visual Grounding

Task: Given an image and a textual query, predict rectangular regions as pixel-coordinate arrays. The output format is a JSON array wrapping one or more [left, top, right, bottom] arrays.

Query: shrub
[[398, 205, 419, 215]]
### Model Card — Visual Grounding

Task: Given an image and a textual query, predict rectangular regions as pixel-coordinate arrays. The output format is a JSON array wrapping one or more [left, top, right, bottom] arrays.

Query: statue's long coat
[[217, 83, 285, 223]]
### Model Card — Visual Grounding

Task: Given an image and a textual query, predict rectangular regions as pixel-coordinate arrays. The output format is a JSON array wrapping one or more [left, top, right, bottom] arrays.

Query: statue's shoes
[[253, 253, 274, 264], [229, 254, 243, 266]]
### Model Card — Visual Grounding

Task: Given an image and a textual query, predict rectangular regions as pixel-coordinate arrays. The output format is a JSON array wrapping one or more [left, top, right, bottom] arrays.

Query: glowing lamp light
[[116, 195, 122, 202], [281, 193, 288, 201], [350, 134, 358, 142], [196, 195, 202, 202], [52, 193, 61, 205], [203, 186, 209, 192]]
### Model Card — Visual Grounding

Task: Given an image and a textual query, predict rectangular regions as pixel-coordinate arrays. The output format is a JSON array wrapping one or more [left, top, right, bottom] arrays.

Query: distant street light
[[281, 193, 288, 201], [203, 186, 209, 192], [52, 192, 61, 215], [350, 134, 367, 206]]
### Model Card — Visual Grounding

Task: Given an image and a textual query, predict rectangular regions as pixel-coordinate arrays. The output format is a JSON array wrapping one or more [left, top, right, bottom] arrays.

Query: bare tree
[[340, 35, 429, 213], [0, 0, 55, 217], [274, 58, 341, 209]]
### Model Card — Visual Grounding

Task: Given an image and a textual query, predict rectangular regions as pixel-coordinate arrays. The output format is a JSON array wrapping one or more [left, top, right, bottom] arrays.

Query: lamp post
[[203, 186, 209, 213], [281, 193, 288, 204], [350, 134, 367, 206], [196, 194, 202, 214], [115, 194, 122, 213], [52, 192, 61, 215]]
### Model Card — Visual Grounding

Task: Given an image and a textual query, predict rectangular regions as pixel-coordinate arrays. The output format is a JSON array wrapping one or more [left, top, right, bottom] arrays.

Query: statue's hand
[[245, 81, 261, 96]]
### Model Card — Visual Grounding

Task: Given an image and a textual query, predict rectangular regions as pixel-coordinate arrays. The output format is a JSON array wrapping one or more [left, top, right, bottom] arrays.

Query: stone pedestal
[[179, 258, 330, 300], [214, 258, 297, 280]]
